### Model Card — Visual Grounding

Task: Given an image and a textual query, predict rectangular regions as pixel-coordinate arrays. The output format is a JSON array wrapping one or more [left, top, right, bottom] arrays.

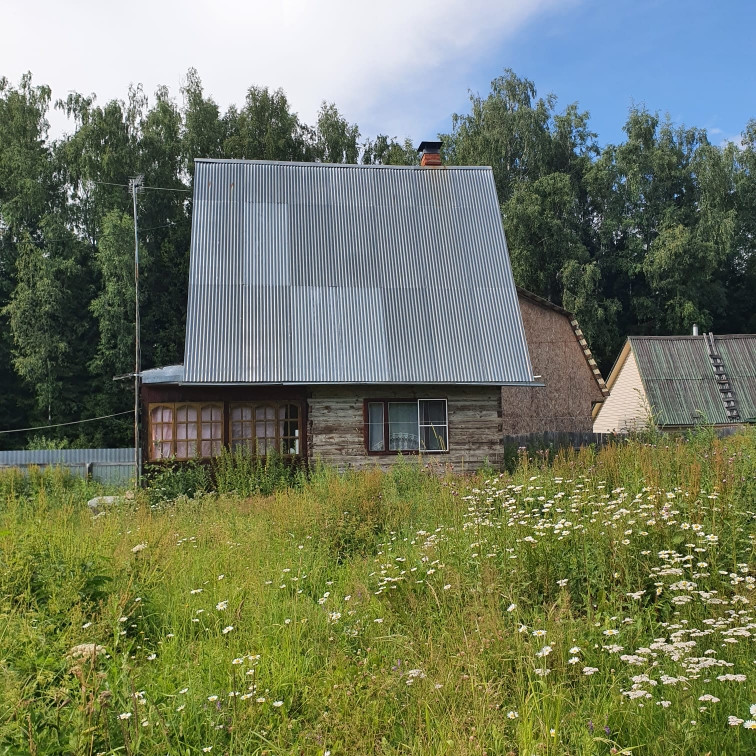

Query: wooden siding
[[593, 348, 651, 433], [501, 296, 605, 435], [307, 386, 502, 471]]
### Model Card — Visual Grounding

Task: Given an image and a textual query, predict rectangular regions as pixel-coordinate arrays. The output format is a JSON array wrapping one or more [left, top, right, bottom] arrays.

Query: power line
[[94, 180, 190, 193], [11, 220, 185, 255], [0, 411, 133, 435]]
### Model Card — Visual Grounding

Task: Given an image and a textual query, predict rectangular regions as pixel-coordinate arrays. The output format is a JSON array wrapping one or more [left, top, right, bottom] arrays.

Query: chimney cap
[[417, 140, 443, 154]]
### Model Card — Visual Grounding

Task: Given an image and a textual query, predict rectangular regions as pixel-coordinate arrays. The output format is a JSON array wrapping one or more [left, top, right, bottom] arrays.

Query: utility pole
[[129, 176, 144, 486]]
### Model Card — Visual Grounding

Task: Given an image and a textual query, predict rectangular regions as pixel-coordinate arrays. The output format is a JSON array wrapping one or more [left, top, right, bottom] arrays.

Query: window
[[150, 405, 174, 459], [230, 402, 301, 456], [230, 405, 254, 452], [147, 402, 223, 461], [175, 405, 198, 459], [147, 401, 303, 461], [365, 399, 448, 454], [200, 405, 223, 457]]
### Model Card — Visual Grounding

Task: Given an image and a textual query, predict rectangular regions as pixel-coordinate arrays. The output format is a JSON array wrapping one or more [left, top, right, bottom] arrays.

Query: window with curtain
[[149, 405, 173, 459], [365, 399, 448, 454], [147, 403, 223, 460]]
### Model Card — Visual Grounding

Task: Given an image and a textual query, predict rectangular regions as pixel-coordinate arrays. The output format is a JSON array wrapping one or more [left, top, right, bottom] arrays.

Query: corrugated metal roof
[[182, 159, 535, 385], [141, 365, 184, 384], [630, 335, 756, 426], [716, 336, 756, 422]]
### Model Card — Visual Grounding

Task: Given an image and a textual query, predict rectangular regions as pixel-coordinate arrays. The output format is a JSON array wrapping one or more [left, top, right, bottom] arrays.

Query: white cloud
[[3, 0, 574, 142]]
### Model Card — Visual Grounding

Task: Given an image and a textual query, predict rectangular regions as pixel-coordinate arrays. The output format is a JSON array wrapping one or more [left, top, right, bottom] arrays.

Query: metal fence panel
[[0, 448, 135, 485]]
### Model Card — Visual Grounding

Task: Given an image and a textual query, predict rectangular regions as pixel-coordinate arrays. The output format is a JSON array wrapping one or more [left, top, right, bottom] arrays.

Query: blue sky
[[436, 0, 756, 147], [4, 0, 754, 150]]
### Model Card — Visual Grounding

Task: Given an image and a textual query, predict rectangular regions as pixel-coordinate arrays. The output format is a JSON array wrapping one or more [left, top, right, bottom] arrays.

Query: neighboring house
[[140, 145, 601, 470], [504, 288, 609, 435], [593, 334, 756, 433]]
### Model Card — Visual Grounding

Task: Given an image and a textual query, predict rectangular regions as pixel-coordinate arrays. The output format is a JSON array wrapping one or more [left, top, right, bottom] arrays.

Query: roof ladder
[[704, 332, 740, 422]]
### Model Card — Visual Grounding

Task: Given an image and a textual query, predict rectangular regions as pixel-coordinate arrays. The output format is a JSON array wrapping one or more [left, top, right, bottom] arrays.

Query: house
[[140, 144, 600, 469], [505, 288, 609, 436], [593, 333, 756, 433]]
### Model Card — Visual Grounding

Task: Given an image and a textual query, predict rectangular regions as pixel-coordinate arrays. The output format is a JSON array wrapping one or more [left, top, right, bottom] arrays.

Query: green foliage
[[89, 210, 136, 377], [144, 459, 211, 502], [314, 102, 360, 164], [2, 68, 756, 447], [26, 434, 70, 450], [2, 231, 79, 420], [213, 447, 303, 497]]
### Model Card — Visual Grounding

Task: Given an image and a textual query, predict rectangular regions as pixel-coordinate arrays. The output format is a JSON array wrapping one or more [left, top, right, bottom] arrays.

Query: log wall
[[307, 385, 502, 471]]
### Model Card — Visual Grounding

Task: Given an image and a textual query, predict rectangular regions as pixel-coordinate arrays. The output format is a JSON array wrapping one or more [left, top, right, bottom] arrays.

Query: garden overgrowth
[[0, 432, 754, 755]]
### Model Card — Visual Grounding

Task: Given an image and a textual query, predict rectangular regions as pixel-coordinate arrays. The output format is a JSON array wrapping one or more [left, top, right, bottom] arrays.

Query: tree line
[[1, 69, 754, 448]]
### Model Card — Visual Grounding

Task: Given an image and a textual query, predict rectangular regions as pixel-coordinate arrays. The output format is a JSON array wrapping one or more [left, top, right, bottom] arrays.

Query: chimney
[[692, 324, 699, 336], [417, 140, 443, 167]]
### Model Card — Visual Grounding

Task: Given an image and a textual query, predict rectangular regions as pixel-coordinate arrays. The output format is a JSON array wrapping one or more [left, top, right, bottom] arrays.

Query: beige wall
[[307, 385, 502, 471], [593, 348, 651, 433], [501, 296, 605, 435]]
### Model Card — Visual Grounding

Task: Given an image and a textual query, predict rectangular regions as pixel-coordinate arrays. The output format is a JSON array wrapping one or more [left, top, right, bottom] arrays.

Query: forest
[[1, 68, 755, 448]]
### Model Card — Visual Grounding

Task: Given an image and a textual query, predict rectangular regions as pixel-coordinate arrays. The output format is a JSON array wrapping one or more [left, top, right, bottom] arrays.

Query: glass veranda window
[[175, 405, 198, 459], [279, 404, 300, 455], [230, 405, 254, 452], [150, 405, 173, 459], [200, 405, 223, 457], [230, 402, 302, 456]]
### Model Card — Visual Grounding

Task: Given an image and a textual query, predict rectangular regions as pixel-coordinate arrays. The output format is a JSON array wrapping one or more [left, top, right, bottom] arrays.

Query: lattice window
[[150, 405, 173, 459], [200, 405, 223, 457], [148, 402, 223, 460], [229, 402, 302, 456], [255, 405, 277, 455], [279, 404, 300, 455], [230, 405, 254, 452], [175, 405, 199, 459]]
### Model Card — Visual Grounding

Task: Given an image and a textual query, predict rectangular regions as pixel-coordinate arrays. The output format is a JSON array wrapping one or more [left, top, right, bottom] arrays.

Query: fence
[[0, 448, 136, 485], [501, 431, 614, 450]]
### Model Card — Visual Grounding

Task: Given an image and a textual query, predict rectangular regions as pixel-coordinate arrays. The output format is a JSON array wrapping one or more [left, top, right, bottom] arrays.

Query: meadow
[[0, 432, 755, 755]]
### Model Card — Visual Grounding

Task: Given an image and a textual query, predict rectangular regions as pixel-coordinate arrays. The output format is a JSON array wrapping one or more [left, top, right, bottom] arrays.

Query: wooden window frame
[[229, 401, 302, 457], [149, 404, 174, 460], [363, 398, 449, 456], [147, 402, 224, 461]]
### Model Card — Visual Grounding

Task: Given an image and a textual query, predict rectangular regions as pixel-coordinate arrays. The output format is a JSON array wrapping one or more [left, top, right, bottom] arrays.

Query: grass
[[0, 433, 755, 755]]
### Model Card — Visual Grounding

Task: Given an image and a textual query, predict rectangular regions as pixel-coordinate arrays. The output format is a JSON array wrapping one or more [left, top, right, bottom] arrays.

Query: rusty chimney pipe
[[417, 140, 443, 167]]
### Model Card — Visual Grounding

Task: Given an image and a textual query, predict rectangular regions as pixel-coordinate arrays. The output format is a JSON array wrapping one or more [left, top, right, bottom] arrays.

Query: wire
[[93, 181, 190, 193], [142, 185, 191, 193], [0, 411, 133, 435]]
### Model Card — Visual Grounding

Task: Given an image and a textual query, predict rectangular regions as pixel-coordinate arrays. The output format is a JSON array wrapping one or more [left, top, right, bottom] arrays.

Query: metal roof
[[716, 336, 756, 422], [182, 159, 535, 385], [140, 364, 184, 384], [629, 335, 756, 426]]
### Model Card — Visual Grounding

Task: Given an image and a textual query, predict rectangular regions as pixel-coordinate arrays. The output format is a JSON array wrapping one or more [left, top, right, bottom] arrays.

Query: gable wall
[[308, 385, 501, 471], [501, 297, 604, 435], [593, 349, 651, 433]]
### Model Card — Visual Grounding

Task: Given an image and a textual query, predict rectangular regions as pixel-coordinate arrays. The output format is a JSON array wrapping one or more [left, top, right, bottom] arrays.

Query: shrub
[[145, 459, 211, 502], [213, 447, 303, 497]]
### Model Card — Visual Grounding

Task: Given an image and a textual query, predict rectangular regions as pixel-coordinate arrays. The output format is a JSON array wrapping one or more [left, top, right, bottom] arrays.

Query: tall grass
[[0, 432, 754, 755]]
